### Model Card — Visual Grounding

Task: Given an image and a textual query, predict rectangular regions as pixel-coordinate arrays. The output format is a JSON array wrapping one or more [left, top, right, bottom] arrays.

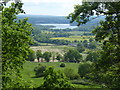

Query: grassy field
[[50, 36, 95, 41], [21, 61, 101, 88]]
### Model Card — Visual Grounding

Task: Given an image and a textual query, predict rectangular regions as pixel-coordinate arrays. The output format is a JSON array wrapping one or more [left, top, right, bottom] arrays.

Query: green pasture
[[21, 61, 79, 87], [21, 61, 101, 88]]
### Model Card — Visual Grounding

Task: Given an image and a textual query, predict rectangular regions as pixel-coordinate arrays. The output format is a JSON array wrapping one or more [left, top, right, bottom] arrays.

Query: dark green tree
[[76, 45, 85, 53], [63, 68, 79, 80], [78, 61, 93, 78], [64, 49, 82, 63], [85, 51, 100, 62], [43, 52, 52, 62], [56, 54, 62, 61], [36, 50, 42, 62], [68, 1, 120, 88], [2, 2, 33, 88], [27, 49, 36, 61], [89, 38, 93, 42], [34, 64, 46, 77]]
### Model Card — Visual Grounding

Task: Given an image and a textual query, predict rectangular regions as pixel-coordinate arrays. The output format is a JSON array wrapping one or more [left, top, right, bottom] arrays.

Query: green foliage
[[39, 67, 74, 88], [68, 1, 120, 88], [78, 61, 93, 78], [89, 38, 93, 42], [2, 2, 33, 88], [56, 54, 62, 61], [64, 49, 82, 63], [63, 68, 80, 80], [27, 49, 36, 61], [60, 63, 66, 67], [43, 52, 52, 62], [85, 51, 100, 62], [34, 64, 46, 77], [76, 45, 85, 53], [36, 50, 42, 62]]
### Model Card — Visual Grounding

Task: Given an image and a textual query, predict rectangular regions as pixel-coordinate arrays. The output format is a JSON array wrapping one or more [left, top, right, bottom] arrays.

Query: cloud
[[21, 0, 82, 16]]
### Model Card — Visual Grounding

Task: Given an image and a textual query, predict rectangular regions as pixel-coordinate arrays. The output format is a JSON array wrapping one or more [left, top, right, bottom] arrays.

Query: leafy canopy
[[2, 2, 33, 88], [68, 1, 120, 88]]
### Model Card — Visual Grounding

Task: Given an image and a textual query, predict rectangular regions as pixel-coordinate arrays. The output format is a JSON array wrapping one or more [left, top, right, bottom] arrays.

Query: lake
[[36, 24, 78, 29]]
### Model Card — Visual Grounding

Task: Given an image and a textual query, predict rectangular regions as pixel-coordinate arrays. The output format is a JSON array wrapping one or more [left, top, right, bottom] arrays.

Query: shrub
[[39, 67, 74, 88], [60, 63, 66, 67], [64, 68, 80, 80], [34, 64, 46, 77], [78, 61, 93, 78]]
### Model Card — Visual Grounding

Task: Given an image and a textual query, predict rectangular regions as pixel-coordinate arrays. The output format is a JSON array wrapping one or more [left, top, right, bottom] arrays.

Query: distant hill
[[17, 15, 105, 27], [17, 15, 71, 25]]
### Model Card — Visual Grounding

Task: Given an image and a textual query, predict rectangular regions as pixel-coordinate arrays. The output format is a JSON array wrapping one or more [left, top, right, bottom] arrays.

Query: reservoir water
[[36, 24, 78, 29]]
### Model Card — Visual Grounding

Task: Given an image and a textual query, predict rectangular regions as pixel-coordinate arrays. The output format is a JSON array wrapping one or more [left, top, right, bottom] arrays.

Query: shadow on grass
[[31, 75, 43, 78]]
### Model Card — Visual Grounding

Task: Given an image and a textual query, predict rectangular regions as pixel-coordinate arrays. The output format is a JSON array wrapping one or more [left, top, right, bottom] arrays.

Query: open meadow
[[21, 61, 101, 88]]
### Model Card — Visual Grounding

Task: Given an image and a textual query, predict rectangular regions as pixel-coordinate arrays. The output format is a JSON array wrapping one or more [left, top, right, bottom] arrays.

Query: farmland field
[[30, 45, 75, 55], [67, 31, 86, 35], [50, 36, 95, 41]]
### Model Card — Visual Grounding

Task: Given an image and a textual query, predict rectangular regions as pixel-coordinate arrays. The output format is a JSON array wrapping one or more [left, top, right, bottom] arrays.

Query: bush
[[34, 64, 46, 77], [78, 61, 93, 78], [60, 63, 66, 67], [39, 67, 74, 88], [63, 68, 80, 80]]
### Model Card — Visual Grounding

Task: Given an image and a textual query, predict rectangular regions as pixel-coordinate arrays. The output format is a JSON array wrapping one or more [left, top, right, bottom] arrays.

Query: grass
[[21, 61, 101, 88], [21, 61, 79, 87]]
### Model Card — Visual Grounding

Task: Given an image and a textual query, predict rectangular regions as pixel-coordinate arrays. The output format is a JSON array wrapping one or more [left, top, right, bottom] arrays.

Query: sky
[[20, 0, 82, 16]]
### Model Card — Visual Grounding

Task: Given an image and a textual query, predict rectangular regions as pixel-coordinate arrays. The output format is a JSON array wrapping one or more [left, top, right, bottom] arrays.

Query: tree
[[51, 52, 56, 62], [89, 38, 93, 42], [56, 54, 62, 61], [36, 50, 42, 62], [63, 68, 79, 80], [85, 51, 100, 62], [27, 49, 36, 61], [78, 61, 93, 78], [88, 42, 96, 49], [76, 45, 85, 53], [39, 67, 74, 88], [2, 2, 33, 88], [64, 49, 82, 63], [68, 1, 120, 88], [43, 52, 52, 62], [34, 64, 46, 77]]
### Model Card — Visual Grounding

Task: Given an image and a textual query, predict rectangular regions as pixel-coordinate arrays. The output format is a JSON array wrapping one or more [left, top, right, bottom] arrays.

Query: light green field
[[50, 36, 95, 41], [21, 61, 101, 88]]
